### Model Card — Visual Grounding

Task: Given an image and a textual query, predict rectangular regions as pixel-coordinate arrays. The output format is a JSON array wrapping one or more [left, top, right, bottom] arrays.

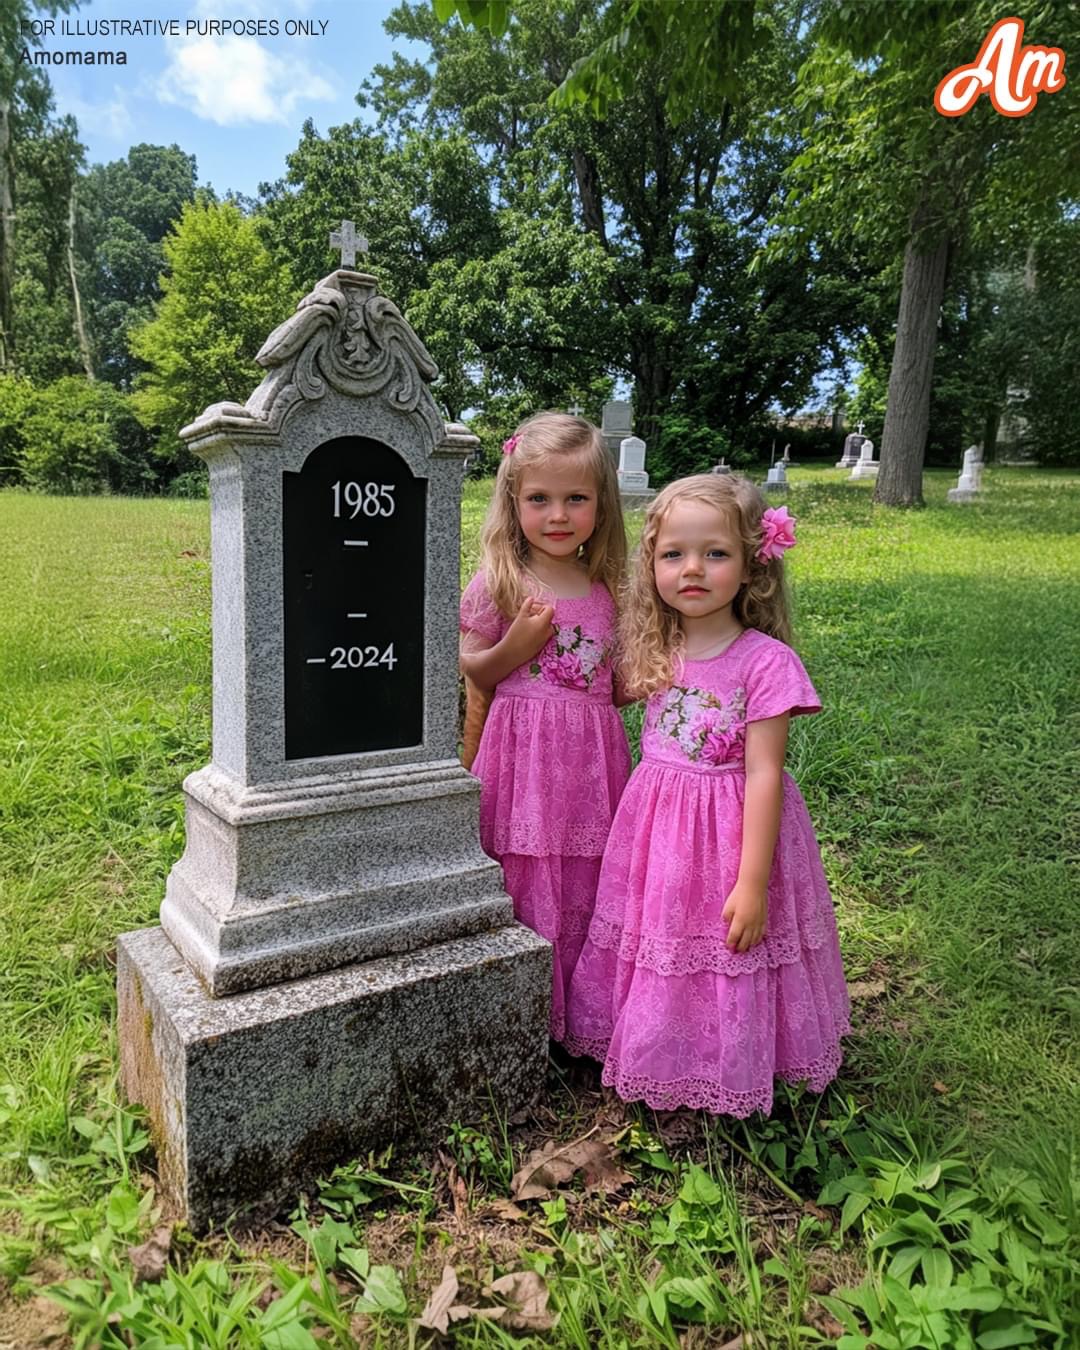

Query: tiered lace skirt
[[473, 686, 631, 1038], [564, 756, 850, 1115]]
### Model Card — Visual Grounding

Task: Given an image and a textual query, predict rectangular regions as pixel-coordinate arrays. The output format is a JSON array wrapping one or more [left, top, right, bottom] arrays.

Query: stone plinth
[[119, 925, 551, 1231]]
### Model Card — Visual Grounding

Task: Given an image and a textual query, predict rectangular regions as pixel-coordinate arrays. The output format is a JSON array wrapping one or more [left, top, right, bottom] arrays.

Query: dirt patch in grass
[[0, 1259, 72, 1350]]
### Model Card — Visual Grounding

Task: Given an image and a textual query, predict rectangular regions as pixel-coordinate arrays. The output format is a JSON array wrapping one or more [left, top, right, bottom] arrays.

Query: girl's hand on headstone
[[506, 597, 555, 662], [721, 882, 768, 952]]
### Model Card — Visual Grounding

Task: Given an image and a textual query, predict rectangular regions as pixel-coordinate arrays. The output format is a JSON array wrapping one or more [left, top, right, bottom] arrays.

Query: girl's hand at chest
[[460, 596, 555, 693], [504, 596, 555, 665]]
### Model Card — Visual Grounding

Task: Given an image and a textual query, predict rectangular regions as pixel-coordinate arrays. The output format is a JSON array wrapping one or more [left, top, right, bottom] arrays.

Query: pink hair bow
[[757, 505, 796, 562], [501, 435, 519, 455]]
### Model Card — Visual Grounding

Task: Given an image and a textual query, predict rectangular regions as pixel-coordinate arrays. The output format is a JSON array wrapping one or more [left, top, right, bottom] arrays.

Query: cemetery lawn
[[1, 468, 1077, 1347]]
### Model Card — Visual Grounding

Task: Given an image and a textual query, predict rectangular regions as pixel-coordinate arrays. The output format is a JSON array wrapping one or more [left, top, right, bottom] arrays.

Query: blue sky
[[40, 0, 429, 197]]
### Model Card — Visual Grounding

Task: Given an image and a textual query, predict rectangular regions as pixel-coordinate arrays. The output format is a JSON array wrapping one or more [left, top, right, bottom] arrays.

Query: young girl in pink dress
[[460, 413, 630, 1039], [565, 474, 850, 1115]]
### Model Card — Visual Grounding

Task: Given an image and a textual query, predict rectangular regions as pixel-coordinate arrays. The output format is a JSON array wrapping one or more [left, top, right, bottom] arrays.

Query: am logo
[[935, 16, 1066, 117]]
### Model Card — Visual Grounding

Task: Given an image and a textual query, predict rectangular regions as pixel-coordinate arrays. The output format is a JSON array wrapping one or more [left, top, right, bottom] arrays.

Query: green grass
[[1, 467, 1078, 1347]]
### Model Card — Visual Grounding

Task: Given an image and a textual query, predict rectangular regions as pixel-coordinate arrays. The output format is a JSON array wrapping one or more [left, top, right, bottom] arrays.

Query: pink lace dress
[[460, 572, 631, 1039], [564, 628, 850, 1115]]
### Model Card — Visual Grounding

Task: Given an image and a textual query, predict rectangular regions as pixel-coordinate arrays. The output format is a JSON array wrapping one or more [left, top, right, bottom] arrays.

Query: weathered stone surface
[[160, 759, 511, 995], [118, 924, 552, 1231]]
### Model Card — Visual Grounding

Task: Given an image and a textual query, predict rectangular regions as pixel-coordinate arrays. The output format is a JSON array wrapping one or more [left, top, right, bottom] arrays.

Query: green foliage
[[395, 0, 879, 455], [818, 1125, 1078, 1348], [1011, 218, 1080, 465], [82, 144, 198, 389], [129, 200, 297, 463], [0, 373, 158, 492], [434, 0, 757, 122], [0, 371, 36, 482], [649, 412, 733, 484]]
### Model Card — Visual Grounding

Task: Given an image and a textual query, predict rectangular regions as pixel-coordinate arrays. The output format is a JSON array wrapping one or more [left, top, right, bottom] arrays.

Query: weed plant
[[1, 468, 1077, 1346]]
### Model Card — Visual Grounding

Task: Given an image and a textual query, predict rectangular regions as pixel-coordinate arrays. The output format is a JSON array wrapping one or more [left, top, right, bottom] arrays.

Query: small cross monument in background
[[568, 401, 585, 418], [329, 220, 369, 269]]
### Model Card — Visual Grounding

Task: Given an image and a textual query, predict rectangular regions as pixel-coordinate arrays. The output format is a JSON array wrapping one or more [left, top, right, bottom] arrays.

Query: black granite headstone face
[[842, 433, 866, 458], [283, 436, 426, 760]]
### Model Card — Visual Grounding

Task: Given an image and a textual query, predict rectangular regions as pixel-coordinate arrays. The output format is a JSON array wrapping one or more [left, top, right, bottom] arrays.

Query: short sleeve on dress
[[744, 638, 822, 723], [460, 571, 504, 643]]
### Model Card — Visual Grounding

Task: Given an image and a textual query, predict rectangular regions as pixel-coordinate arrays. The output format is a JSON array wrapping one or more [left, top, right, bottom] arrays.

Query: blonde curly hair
[[480, 411, 626, 616], [620, 474, 793, 698]]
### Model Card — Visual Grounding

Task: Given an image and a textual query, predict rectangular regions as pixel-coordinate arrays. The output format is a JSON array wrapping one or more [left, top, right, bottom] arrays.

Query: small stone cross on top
[[568, 402, 585, 417], [856, 419, 866, 437], [329, 220, 369, 270]]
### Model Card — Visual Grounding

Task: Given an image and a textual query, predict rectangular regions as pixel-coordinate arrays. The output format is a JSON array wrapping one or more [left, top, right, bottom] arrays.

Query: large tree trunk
[[874, 208, 950, 507], [0, 97, 13, 373], [67, 187, 94, 380]]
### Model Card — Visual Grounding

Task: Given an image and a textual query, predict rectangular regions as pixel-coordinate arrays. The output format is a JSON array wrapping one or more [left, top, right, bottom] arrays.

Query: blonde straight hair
[[620, 474, 793, 698], [480, 411, 626, 616]]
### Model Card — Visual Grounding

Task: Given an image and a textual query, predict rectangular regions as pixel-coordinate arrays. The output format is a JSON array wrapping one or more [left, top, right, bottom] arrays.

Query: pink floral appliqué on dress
[[460, 572, 631, 1039], [564, 628, 851, 1116]]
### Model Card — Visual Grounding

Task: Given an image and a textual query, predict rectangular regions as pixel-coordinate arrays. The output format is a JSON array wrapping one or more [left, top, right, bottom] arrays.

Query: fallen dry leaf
[[510, 1127, 634, 1201], [487, 1198, 530, 1222], [484, 1270, 558, 1332], [417, 1265, 459, 1335], [932, 1080, 950, 1094], [847, 979, 886, 1000], [127, 1223, 173, 1283], [581, 1140, 634, 1194]]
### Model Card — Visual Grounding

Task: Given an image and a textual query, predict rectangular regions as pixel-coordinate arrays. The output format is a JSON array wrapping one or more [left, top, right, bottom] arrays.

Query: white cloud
[[57, 88, 134, 142], [156, 34, 335, 126]]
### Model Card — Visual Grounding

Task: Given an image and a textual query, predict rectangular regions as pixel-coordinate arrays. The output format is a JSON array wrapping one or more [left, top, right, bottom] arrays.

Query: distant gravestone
[[617, 433, 655, 509], [710, 457, 731, 475], [836, 431, 865, 469], [601, 399, 633, 457], [849, 438, 879, 480], [117, 257, 550, 1230], [947, 445, 984, 502], [764, 459, 789, 493]]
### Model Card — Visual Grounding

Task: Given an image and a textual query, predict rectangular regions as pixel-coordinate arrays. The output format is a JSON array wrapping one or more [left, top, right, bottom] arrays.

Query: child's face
[[653, 499, 749, 621], [516, 459, 598, 564]]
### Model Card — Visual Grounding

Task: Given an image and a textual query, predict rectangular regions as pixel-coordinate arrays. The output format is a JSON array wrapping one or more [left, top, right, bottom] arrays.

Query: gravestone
[[947, 445, 983, 502], [117, 254, 551, 1230], [617, 433, 655, 509], [836, 430, 865, 469], [710, 457, 732, 476], [849, 438, 879, 480], [764, 459, 788, 493], [601, 399, 633, 457]]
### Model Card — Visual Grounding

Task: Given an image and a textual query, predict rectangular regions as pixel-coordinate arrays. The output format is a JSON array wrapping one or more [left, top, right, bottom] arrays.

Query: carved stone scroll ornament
[[183, 272, 444, 444]]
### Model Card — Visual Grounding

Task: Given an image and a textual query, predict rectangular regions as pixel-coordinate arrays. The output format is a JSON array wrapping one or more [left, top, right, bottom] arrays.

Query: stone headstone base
[[118, 924, 551, 1232], [946, 487, 979, 503], [619, 490, 656, 511], [849, 463, 879, 479]]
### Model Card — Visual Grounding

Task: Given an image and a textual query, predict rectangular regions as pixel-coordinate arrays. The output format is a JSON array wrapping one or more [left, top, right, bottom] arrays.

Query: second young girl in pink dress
[[459, 413, 630, 1039], [566, 474, 850, 1115]]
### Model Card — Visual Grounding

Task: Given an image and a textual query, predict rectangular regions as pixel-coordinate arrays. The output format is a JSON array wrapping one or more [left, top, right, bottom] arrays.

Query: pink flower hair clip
[[757, 505, 796, 562], [502, 434, 520, 455]]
